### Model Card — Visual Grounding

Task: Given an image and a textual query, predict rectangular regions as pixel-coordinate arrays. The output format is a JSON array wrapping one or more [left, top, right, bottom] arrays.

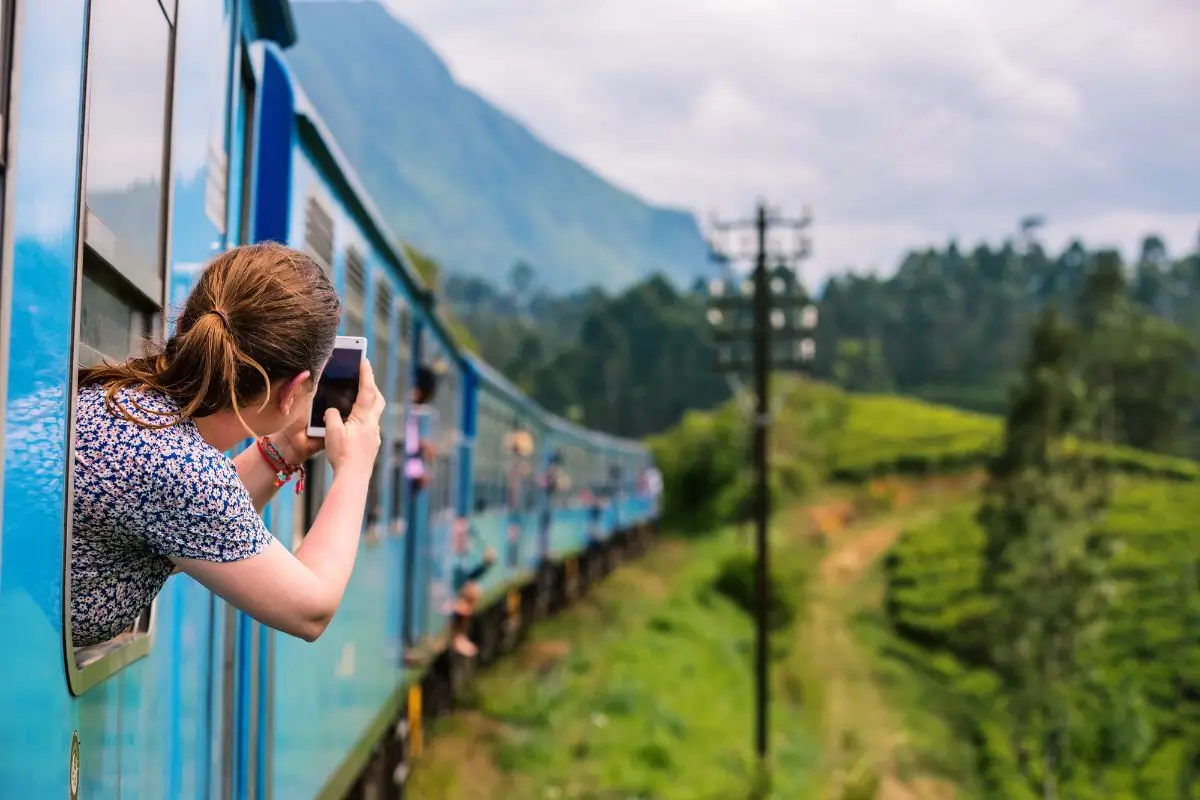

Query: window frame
[[64, 0, 180, 696], [0, 0, 24, 589]]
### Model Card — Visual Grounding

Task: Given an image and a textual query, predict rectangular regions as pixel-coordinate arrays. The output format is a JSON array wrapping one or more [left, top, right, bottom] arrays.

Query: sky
[[382, 0, 1200, 283]]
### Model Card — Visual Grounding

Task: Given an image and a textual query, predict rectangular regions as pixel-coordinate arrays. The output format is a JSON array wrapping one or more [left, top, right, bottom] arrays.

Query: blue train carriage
[[460, 355, 545, 649], [0, 1, 311, 798]]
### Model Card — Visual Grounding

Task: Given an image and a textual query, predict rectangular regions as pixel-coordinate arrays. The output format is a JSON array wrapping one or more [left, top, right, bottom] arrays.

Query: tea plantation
[[651, 380, 1200, 797]]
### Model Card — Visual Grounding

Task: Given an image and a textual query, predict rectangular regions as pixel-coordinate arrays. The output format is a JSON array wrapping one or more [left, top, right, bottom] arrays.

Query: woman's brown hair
[[80, 242, 342, 430]]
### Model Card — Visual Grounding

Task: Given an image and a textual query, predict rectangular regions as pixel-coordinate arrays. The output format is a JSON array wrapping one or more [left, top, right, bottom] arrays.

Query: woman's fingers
[[351, 359, 377, 416]]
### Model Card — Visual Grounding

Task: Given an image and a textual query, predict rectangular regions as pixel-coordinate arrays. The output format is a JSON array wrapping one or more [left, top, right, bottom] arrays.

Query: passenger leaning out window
[[403, 364, 437, 493], [71, 242, 386, 648]]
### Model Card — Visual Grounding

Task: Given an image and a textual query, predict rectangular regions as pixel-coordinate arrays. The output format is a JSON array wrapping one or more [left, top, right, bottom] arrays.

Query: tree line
[[435, 231, 1200, 456]]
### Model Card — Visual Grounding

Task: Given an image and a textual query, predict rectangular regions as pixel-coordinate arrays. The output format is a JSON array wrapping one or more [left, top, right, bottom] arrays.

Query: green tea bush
[[650, 383, 1199, 536], [882, 478, 1200, 797]]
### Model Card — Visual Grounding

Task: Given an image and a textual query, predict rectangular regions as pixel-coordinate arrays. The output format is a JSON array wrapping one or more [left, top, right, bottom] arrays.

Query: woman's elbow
[[283, 597, 337, 642], [293, 611, 333, 643]]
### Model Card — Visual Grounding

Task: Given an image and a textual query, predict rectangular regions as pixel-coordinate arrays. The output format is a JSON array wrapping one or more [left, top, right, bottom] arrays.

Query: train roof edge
[[263, 41, 648, 458]]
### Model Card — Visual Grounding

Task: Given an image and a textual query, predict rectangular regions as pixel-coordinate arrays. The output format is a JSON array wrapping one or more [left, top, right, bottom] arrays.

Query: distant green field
[[830, 393, 1199, 482], [882, 479, 1200, 799], [651, 383, 1199, 533]]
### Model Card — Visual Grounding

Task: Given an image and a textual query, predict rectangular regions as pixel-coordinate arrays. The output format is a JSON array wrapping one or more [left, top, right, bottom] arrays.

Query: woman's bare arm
[[169, 361, 385, 641]]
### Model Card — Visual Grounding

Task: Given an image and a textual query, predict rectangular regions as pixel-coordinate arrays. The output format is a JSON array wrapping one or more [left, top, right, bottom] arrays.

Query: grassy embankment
[[409, 383, 1200, 799]]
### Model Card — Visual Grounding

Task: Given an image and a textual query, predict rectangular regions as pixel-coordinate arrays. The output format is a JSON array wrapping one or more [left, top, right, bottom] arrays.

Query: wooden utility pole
[[705, 200, 815, 762]]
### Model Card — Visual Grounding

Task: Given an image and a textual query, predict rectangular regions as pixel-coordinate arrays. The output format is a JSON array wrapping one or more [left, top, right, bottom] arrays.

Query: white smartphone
[[307, 335, 367, 438]]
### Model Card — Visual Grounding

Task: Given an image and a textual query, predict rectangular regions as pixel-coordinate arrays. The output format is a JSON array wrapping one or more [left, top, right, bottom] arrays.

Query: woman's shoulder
[[75, 385, 228, 477]]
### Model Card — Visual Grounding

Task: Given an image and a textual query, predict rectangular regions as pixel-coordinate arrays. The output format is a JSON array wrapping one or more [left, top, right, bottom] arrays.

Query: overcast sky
[[382, 0, 1199, 283]]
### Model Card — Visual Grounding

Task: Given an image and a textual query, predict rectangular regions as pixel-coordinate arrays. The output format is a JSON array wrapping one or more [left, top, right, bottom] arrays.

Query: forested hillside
[[437, 233, 1200, 460], [813, 236, 1200, 438]]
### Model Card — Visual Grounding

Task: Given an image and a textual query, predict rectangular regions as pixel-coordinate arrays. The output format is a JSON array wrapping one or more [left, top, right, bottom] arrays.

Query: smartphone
[[307, 335, 367, 438]]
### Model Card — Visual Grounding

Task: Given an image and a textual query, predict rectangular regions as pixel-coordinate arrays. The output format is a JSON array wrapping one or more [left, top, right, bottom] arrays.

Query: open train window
[[65, 0, 177, 695], [365, 276, 392, 541], [387, 302, 412, 534]]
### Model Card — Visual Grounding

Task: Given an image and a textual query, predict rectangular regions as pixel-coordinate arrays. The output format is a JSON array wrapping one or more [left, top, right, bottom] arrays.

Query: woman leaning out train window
[[71, 243, 385, 647]]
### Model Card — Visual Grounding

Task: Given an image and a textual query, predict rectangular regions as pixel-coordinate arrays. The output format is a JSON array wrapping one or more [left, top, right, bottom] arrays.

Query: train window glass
[[304, 195, 334, 275], [67, 0, 177, 692], [342, 247, 366, 337], [77, 258, 156, 368], [365, 277, 391, 536], [83, 0, 172, 305]]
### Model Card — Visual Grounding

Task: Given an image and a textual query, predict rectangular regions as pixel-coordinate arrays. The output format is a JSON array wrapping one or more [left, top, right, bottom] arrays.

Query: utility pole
[[704, 200, 816, 764]]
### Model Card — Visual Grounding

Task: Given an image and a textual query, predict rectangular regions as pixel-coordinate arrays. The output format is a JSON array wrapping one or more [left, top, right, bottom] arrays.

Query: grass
[[407, 477, 985, 800], [406, 532, 820, 800]]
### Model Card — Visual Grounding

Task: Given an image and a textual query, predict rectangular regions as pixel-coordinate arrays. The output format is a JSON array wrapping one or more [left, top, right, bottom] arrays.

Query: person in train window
[[447, 518, 496, 657], [535, 450, 564, 560], [71, 243, 386, 648], [403, 364, 437, 494], [643, 463, 663, 499], [501, 429, 530, 566]]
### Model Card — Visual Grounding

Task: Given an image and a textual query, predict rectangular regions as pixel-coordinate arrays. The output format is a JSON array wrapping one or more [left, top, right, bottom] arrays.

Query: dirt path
[[802, 501, 957, 800]]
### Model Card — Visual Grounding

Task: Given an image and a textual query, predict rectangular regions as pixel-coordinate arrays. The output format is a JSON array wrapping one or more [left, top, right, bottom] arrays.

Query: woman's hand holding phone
[[325, 358, 386, 478]]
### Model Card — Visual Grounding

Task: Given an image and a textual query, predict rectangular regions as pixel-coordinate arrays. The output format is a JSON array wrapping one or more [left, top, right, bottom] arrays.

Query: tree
[[978, 305, 1116, 798], [507, 260, 537, 315]]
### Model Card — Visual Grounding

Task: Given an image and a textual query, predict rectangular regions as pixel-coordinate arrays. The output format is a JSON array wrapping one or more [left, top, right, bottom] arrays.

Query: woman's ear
[[278, 370, 313, 416]]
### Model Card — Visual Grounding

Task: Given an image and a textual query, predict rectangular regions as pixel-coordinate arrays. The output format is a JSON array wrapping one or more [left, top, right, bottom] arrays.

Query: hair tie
[[207, 308, 232, 332]]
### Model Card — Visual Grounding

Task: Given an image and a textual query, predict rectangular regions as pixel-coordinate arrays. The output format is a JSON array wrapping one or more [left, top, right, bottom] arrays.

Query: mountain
[[286, 1, 709, 293]]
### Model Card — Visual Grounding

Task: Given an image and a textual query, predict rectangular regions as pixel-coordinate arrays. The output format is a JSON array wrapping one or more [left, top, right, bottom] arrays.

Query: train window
[[343, 247, 366, 337], [472, 400, 487, 510], [67, 0, 177, 692], [365, 277, 392, 538], [83, 0, 173, 305], [304, 195, 334, 274], [388, 301, 411, 534], [77, 259, 156, 368]]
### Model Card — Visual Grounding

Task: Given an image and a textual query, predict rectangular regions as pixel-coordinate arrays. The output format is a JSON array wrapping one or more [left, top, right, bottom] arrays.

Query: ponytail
[[79, 243, 341, 431]]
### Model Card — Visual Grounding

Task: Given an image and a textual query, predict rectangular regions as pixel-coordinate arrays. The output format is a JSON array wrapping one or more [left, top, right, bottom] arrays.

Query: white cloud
[[384, 0, 1200, 280]]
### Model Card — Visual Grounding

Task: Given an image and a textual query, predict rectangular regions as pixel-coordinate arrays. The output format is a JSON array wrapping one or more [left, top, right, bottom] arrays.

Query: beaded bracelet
[[257, 436, 306, 494]]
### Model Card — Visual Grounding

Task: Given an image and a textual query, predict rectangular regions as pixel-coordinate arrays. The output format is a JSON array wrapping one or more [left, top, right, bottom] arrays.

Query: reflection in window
[[78, 255, 154, 367], [84, 0, 172, 303]]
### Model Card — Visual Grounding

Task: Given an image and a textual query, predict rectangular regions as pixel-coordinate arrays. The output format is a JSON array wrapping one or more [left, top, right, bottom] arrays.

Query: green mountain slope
[[287, 0, 708, 293]]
